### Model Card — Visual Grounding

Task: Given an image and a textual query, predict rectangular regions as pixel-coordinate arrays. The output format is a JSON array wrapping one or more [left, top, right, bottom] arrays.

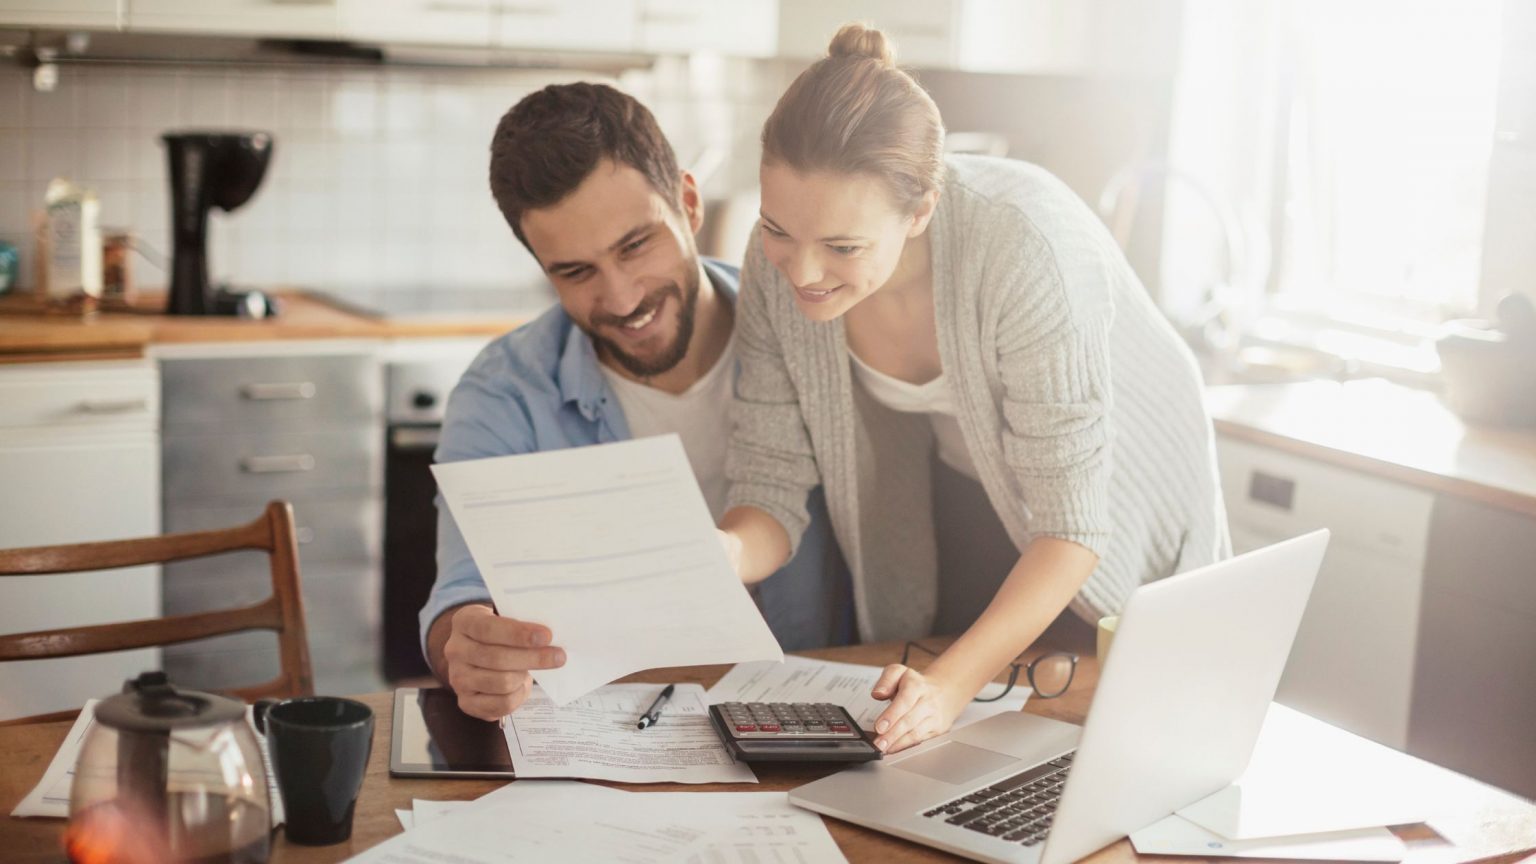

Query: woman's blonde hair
[[761, 23, 945, 211]]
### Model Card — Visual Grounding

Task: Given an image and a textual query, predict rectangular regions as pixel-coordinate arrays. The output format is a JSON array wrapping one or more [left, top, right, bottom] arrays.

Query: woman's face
[[758, 162, 934, 322]]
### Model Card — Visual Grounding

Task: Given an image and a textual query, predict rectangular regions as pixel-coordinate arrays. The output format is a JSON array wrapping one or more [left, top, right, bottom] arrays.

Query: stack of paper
[[1132, 703, 1536, 861], [394, 799, 471, 831], [362, 781, 848, 864]]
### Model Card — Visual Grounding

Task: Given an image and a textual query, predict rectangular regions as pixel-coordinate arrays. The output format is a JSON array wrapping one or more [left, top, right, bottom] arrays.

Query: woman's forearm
[[719, 505, 794, 585], [926, 536, 1099, 703]]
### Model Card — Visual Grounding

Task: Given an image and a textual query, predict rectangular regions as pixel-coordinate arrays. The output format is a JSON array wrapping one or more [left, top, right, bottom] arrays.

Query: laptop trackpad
[[892, 741, 1017, 785]]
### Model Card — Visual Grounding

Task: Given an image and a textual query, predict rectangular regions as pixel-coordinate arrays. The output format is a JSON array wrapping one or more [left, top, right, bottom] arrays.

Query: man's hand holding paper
[[432, 435, 784, 707], [439, 604, 567, 721]]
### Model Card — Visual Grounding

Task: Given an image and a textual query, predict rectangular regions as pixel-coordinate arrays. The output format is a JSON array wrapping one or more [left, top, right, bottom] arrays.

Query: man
[[420, 82, 849, 721]]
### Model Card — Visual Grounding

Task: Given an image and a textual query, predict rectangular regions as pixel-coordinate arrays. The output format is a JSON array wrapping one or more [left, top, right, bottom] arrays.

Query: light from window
[[1275, 0, 1503, 324]]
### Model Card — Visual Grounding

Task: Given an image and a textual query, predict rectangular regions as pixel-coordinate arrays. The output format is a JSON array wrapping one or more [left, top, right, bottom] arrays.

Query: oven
[[317, 283, 552, 682], [381, 338, 497, 681]]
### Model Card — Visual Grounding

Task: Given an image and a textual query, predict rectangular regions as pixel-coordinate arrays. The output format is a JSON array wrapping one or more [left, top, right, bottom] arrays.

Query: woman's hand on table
[[869, 664, 969, 754]]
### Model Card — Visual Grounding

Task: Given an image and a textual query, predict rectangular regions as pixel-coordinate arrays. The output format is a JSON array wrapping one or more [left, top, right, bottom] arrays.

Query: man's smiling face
[[521, 159, 703, 379]]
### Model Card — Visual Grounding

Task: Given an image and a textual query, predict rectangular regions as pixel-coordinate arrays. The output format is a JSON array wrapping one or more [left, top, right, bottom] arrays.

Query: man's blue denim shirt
[[419, 259, 852, 666]]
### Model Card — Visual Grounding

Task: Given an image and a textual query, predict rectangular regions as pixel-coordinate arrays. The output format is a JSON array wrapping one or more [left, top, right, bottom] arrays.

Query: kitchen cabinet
[[778, 0, 960, 68], [1217, 436, 1434, 750], [776, 0, 1091, 74], [637, 0, 776, 58], [1411, 497, 1536, 799], [0, 0, 122, 29], [493, 0, 635, 53], [0, 359, 161, 722], [127, 0, 338, 39], [157, 344, 384, 697], [339, 0, 493, 48]]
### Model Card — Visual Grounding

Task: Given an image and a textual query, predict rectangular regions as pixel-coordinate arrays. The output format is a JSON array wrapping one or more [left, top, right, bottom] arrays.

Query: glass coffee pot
[[65, 672, 271, 864]]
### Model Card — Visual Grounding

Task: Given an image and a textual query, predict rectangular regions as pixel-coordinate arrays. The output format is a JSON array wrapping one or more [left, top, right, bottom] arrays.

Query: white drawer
[[1216, 437, 1432, 565], [0, 360, 158, 431]]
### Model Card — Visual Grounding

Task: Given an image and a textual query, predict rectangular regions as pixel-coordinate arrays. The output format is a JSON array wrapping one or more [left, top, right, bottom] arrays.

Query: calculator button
[[759, 723, 781, 732], [829, 724, 851, 732], [734, 724, 758, 733]]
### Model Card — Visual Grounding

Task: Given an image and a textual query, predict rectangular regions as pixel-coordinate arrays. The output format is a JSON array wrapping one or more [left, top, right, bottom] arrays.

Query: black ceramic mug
[[253, 696, 374, 845]]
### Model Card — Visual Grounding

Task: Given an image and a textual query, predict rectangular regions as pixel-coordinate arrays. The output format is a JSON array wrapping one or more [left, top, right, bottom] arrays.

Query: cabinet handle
[[240, 454, 316, 474], [240, 382, 317, 401], [76, 398, 150, 415], [1248, 470, 1296, 511], [391, 426, 440, 450]]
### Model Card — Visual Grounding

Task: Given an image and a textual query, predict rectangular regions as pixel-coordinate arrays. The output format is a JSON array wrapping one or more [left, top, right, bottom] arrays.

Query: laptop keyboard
[[921, 752, 1075, 846]]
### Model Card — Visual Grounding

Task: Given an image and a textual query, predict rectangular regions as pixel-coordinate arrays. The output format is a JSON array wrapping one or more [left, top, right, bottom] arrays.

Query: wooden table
[[4, 638, 1534, 863]]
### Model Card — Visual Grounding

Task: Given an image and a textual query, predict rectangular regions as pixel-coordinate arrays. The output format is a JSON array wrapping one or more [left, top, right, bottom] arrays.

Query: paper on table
[[432, 435, 783, 705], [706, 656, 1029, 732], [1176, 703, 1493, 840], [11, 698, 286, 827], [375, 782, 846, 864], [504, 683, 756, 784], [394, 809, 413, 831], [411, 799, 471, 824], [1131, 813, 1406, 861], [645, 791, 849, 864], [344, 781, 726, 863]]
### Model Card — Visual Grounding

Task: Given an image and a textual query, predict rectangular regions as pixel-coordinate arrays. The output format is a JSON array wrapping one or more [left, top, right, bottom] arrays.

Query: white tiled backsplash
[[0, 55, 795, 302]]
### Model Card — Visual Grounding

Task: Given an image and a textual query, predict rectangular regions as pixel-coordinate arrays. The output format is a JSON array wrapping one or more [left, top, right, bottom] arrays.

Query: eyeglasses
[[900, 641, 1079, 701]]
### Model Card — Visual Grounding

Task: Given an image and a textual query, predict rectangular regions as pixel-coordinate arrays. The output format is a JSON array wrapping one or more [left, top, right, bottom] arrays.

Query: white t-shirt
[[849, 348, 981, 481], [599, 333, 738, 521]]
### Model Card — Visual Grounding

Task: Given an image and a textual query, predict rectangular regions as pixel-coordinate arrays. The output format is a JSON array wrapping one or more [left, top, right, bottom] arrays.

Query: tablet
[[389, 687, 517, 778]]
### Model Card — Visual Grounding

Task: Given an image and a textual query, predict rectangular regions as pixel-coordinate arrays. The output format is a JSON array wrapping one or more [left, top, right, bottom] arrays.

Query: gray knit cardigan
[[726, 155, 1230, 642]]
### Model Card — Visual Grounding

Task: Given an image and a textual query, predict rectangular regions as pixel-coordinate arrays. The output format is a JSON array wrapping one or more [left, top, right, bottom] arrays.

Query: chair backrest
[[0, 501, 314, 723]]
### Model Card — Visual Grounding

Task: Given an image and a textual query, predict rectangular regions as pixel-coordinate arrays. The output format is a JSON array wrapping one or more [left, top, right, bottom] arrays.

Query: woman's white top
[[848, 348, 980, 481]]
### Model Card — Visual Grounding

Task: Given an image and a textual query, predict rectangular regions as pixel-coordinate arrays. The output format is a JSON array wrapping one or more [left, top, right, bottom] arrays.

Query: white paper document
[[1131, 813, 1406, 861], [11, 698, 285, 827], [377, 781, 846, 864], [504, 683, 757, 784], [432, 435, 783, 705], [1177, 703, 1493, 840], [350, 781, 723, 863], [706, 655, 1029, 732], [644, 791, 848, 864]]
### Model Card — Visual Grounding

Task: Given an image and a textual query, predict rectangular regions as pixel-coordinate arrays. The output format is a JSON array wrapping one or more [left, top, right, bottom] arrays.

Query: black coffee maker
[[163, 131, 274, 316]]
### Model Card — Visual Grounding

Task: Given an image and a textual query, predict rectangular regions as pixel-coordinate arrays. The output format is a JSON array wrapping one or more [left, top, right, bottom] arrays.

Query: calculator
[[707, 702, 882, 763]]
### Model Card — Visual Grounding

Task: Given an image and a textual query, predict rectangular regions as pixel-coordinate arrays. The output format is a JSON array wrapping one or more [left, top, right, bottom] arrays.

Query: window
[[1272, 0, 1503, 325]]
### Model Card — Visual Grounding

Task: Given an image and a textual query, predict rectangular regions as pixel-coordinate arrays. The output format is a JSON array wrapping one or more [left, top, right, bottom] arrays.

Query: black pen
[[636, 684, 675, 730]]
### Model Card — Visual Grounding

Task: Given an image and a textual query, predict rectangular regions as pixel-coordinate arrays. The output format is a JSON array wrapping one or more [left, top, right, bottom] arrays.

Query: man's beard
[[584, 264, 700, 379]]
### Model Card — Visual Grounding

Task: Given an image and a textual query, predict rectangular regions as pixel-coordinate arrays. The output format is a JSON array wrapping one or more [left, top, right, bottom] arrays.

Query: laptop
[[789, 529, 1330, 864]]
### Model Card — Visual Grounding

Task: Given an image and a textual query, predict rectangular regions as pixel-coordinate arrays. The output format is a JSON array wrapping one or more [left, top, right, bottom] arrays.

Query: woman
[[719, 23, 1229, 754]]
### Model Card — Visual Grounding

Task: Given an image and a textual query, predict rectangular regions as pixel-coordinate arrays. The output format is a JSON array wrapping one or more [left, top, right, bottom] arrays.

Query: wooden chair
[[0, 501, 314, 725]]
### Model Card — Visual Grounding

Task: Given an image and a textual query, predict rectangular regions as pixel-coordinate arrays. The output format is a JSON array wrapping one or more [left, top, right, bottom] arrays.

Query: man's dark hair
[[488, 82, 682, 251]]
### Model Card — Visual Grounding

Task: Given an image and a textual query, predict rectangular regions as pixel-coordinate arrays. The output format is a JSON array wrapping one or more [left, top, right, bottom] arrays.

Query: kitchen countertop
[[0, 290, 531, 362], [1207, 378, 1536, 519], [5, 303, 1532, 519]]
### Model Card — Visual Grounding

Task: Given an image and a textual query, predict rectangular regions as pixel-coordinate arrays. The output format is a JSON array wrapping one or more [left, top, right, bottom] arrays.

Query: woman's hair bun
[[827, 23, 896, 67]]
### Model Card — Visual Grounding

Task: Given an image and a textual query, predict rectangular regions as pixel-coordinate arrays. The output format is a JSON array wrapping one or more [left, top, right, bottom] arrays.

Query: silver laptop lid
[[1041, 529, 1330, 864]]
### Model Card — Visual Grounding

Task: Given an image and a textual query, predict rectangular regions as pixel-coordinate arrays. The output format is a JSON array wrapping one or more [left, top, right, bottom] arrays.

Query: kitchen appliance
[[163, 131, 273, 316], [381, 336, 503, 681], [66, 672, 271, 864]]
